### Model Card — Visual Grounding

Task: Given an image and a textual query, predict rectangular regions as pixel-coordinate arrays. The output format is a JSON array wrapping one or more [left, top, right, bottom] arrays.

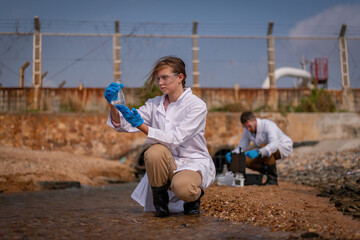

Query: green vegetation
[[131, 84, 162, 109], [296, 88, 336, 112], [210, 88, 336, 113], [209, 103, 248, 112], [60, 96, 83, 112]]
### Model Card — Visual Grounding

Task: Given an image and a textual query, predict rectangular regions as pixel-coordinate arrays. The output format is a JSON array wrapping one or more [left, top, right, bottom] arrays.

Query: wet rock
[[180, 223, 188, 228], [301, 231, 320, 238], [38, 181, 81, 190]]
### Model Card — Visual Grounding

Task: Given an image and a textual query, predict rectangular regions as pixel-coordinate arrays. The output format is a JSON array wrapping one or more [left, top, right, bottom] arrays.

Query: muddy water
[[0, 183, 299, 240]]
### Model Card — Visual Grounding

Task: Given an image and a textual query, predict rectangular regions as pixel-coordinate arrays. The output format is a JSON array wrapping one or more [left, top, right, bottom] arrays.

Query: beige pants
[[144, 144, 202, 202]]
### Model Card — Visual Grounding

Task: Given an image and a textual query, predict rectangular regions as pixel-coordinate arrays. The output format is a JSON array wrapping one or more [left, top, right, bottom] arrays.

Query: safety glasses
[[155, 73, 179, 85]]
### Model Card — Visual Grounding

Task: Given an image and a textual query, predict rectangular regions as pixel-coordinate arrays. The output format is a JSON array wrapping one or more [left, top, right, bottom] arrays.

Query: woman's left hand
[[115, 105, 144, 127]]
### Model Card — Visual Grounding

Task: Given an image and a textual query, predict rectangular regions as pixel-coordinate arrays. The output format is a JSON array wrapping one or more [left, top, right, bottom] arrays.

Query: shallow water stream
[[0, 182, 299, 239]]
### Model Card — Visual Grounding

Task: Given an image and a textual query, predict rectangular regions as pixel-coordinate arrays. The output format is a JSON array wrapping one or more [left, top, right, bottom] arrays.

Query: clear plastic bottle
[[111, 79, 125, 105]]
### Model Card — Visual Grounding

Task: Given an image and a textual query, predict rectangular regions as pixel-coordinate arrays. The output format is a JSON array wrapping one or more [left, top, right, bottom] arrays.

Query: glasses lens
[[156, 73, 179, 85]]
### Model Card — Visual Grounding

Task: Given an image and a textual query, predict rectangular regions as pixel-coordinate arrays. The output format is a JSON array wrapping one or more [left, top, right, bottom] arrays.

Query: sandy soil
[[0, 146, 136, 193], [1, 143, 359, 239]]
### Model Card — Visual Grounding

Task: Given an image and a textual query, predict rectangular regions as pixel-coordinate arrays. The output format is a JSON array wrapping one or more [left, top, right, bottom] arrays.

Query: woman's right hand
[[104, 82, 124, 104]]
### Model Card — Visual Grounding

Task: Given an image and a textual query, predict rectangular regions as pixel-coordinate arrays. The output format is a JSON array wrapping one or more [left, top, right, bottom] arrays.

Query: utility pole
[[192, 21, 200, 88], [32, 16, 42, 88], [267, 22, 275, 88], [113, 19, 121, 82], [339, 24, 350, 89]]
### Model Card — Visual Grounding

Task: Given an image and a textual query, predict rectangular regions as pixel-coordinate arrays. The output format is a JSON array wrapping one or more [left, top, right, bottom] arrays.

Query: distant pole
[[267, 22, 275, 88], [58, 80, 66, 88], [113, 19, 122, 82], [192, 21, 200, 88], [339, 24, 350, 89], [41, 71, 48, 81], [32, 16, 42, 88], [19, 61, 30, 88]]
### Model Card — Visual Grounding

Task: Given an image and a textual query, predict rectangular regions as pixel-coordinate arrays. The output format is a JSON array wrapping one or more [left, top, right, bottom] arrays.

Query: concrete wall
[[1, 88, 360, 113], [1, 112, 360, 168]]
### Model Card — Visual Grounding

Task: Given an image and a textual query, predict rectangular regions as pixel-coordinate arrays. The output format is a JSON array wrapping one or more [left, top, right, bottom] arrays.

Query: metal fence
[[1, 20, 360, 90]]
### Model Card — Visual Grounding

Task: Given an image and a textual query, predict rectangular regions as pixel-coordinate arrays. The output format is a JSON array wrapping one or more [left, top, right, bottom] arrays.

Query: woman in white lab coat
[[104, 56, 216, 217]]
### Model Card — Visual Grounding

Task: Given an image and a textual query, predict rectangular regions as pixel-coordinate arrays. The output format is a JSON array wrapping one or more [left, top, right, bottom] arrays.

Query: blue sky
[[1, 0, 360, 89]]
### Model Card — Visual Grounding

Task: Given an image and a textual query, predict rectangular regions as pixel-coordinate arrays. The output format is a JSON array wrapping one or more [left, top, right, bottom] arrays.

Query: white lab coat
[[234, 118, 293, 159], [107, 88, 216, 212]]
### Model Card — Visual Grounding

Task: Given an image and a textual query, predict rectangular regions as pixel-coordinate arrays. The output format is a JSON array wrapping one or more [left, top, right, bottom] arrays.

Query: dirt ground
[[1, 145, 360, 239], [0, 146, 136, 193]]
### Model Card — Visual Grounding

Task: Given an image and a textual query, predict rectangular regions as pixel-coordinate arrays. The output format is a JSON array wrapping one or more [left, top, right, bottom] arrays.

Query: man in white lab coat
[[226, 112, 293, 185]]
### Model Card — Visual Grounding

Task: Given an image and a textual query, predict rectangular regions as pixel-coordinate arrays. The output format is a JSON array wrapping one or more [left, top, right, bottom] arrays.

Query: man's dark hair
[[240, 111, 256, 124]]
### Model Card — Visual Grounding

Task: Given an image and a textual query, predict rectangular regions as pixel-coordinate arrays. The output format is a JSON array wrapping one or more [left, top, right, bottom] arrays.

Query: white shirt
[[234, 118, 293, 159], [107, 88, 216, 211]]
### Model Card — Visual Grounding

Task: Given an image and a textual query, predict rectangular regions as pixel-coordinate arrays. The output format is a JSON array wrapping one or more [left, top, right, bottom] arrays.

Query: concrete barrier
[[1, 112, 359, 171]]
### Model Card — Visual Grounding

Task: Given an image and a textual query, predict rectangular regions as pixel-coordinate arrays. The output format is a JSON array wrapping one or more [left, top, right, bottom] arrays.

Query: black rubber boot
[[151, 185, 170, 218], [264, 163, 278, 185], [183, 189, 204, 215], [258, 163, 267, 175]]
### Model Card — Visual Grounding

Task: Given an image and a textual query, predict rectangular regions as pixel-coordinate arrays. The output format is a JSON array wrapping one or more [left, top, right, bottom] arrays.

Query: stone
[[38, 181, 81, 190]]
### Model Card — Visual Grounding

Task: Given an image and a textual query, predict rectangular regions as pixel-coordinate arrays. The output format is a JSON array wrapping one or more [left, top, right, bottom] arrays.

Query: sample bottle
[[111, 79, 125, 105]]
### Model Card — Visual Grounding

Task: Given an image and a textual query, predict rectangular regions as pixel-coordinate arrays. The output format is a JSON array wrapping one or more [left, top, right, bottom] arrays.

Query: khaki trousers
[[144, 144, 202, 202], [246, 149, 281, 171]]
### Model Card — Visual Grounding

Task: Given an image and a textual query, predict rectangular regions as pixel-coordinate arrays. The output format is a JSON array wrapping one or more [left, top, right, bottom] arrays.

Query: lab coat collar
[[156, 88, 192, 115], [157, 96, 166, 116], [177, 87, 191, 102]]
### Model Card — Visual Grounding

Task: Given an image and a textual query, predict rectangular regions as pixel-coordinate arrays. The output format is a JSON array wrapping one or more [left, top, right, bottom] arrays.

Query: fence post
[[32, 16, 42, 110], [32, 16, 42, 88], [113, 19, 121, 82], [192, 21, 200, 88], [19, 61, 30, 88], [339, 24, 352, 111], [267, 22, 275, 89], [339, 24, 350, 89]]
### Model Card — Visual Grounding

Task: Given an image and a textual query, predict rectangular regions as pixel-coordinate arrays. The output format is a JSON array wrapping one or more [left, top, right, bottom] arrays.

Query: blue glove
[[115, 105, 144, 127], [244, 150, 259, 159], [104, 82, 124, 104], [225, 152, 232, 163]]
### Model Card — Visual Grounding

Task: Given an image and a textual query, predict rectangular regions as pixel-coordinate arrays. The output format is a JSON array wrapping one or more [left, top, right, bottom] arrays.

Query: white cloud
[[290, 4, 360, 37]]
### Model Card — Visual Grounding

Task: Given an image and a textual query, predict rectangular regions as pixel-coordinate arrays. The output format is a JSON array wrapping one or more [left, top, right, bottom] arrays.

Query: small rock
[[301, 232, 320, 238]]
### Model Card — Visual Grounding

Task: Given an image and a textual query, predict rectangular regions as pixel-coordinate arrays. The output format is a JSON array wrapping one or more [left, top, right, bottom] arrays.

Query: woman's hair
[[140, 56, 187, 96], [240, 111, 256, 124]]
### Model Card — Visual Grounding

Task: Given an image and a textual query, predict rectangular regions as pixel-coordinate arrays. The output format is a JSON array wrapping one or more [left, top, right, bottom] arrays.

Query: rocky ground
[[278, 140, 360, 220]]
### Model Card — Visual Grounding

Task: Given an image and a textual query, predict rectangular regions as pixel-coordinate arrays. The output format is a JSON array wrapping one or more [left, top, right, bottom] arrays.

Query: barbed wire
[[1, 18, 360, 36]]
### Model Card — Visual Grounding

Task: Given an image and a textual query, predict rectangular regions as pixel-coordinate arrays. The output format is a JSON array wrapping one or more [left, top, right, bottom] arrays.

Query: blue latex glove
[[115, 105, 144, 127], [225, 152, 232, 163], [244, 150, 259, 159], [104, 82, 124, 104]]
